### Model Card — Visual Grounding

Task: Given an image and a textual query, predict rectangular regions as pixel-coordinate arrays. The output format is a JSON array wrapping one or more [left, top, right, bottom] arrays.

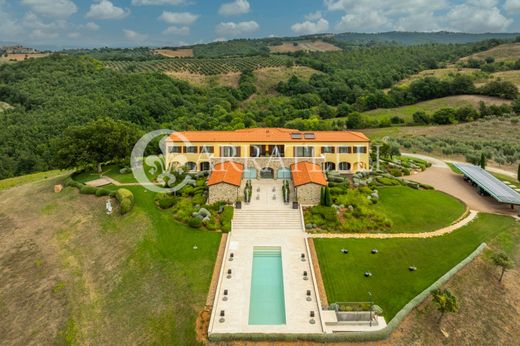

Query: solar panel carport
[[453, 163, 520, 205]]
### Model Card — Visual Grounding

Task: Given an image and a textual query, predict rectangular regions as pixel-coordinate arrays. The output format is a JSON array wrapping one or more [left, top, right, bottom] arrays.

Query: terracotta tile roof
[[291, 161, 327, 187], [207, 161, 244, 187], [169, 128, 368, 143]]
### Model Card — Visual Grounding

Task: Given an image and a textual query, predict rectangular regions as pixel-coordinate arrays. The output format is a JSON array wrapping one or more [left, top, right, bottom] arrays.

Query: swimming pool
[[248, 247, 286, 325]]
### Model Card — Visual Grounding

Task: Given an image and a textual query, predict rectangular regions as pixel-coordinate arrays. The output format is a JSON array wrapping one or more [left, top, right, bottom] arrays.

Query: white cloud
[[68, 32, 81, 38], [219, 0, 250, 16], [505, 0, 520, 13], [162, 25, 190, 35], [216, 20, 259, 36], [305, 11, 322, 21], [447, 3, 512, 32], [82, 22, 100, 31], [86, 0, 129, 20], [21, 0, 77, 18], [132, 0, 187, 5], [159, 11, 198, 25], [0, 3, 23, 39], [336, 11, 390, 32], [123, 29, 148, 42], [291, 18, 329, 35], [21, 11, 67, 39]]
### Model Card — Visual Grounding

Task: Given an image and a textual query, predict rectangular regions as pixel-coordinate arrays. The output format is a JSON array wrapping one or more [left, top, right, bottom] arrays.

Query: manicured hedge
[[115, 188, 135, 215]]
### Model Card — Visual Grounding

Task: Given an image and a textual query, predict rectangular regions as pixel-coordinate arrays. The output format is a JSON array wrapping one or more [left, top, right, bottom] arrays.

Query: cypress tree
[[324, 186, 332, 207], [479, 152, 486, 169], [517, 163, 520, 183]]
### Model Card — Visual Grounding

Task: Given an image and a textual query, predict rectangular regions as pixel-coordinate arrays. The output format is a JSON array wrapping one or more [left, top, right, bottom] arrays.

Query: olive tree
[[431, 288, 459, 324], [492, 252, 514, 282]]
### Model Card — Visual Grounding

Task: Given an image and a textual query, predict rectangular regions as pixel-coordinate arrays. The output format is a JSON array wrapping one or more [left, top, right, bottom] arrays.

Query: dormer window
[[291, 133, 302, 139], [303, 133, 315, 139]]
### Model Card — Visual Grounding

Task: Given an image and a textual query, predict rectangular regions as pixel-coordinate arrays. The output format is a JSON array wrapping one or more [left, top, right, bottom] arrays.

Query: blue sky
[[1, 0, 520, 49]]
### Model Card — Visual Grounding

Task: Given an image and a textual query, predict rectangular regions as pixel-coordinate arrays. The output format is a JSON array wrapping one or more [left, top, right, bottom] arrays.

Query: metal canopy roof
[[453, 163, 520, 205]]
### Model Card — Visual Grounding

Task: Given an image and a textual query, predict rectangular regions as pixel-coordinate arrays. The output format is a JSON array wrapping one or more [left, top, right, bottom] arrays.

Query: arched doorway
[[260, 167, 274, 179]]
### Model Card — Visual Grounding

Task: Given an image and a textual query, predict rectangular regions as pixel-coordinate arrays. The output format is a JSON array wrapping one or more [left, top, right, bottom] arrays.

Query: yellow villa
[[166, 128, 370, 205]]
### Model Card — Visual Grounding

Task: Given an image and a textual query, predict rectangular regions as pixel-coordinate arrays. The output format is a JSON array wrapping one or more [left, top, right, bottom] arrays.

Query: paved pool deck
[[208, 179, 324, 334]]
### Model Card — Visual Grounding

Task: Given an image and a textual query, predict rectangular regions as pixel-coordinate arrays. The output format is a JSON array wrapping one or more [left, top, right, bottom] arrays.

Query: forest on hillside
[[0, 39, 519, 179]]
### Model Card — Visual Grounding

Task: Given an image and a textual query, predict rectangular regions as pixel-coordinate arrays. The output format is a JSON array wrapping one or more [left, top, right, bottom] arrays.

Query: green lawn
[[314, 213, 520, 320], [73, 164, 137, 184], [373, 187, 466, 233], [73, 161, 168, 185], [100, 185, 221, 344]]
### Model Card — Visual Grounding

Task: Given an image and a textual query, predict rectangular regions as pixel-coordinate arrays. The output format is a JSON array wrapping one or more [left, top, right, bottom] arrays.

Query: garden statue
[[105, 199, 113, 215]]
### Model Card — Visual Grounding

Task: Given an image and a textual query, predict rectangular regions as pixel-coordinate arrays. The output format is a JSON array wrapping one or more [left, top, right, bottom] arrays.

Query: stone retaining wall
[[208, 183, 239, 204]]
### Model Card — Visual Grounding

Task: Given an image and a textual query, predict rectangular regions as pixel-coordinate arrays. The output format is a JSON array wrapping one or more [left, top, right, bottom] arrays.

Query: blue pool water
[[248, 247, 286, 325]]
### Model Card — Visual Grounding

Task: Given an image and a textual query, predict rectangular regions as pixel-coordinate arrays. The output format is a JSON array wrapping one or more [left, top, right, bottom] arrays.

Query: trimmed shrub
[[120, 198, 133, 215], [64, 177, 83, 189], [192, 193, 207, 206], [155, 193, 177, 209], [188, 217, 203, 228], [115, 188, 135, 215], [375, 177, 401, 186], [116, 188, 134, 204], [79, 185, 97, 195], [95, 188, 113, 197], [221, 206, 234, 233]]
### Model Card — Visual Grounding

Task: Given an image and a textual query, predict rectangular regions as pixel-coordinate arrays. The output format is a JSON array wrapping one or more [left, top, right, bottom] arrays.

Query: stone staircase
[[232, 209, 303, 231]]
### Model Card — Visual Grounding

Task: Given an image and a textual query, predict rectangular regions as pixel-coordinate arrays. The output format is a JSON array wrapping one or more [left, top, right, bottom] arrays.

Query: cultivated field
[[460, 43, 520, 62], [104, 55, 292, 75], [357, 95, 510, 122], [268, 40, 341, 53], [153, 48, 194, 58], [364, 116, 520, 172]]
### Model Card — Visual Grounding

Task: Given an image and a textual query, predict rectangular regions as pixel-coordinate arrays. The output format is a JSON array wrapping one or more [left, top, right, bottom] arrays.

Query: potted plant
[[292, 199, 299, 209], [235, 197, 242, 209]]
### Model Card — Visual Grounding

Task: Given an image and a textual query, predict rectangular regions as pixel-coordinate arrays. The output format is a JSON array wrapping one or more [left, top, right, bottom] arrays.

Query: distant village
[[0, 45, 48, 62]]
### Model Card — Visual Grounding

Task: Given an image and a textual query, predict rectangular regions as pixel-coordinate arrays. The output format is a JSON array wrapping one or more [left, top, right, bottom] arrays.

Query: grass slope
[[314, 213, 520, 320], [392, 67, 481, 89], [460, 43, 520, 63], [373, 187, 466, 233], [0, 175, 221, 345], [0, 170, 66, 190], [356, 95, 510, 123]]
